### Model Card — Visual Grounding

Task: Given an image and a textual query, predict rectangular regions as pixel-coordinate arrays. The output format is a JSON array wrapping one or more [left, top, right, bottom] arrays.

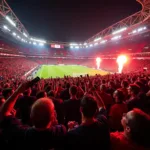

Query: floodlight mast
[[0, 0, 29, 35], [85, 0, 150, 43], [1, 0, 150, 46]]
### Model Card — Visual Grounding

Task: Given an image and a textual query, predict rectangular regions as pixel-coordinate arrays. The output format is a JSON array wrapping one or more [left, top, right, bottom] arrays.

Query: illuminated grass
[[35, 65, 109, 79]]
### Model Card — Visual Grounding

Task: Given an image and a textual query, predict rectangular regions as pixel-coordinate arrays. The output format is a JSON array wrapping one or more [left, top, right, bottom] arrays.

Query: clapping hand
[[68, 121, 79, 131]]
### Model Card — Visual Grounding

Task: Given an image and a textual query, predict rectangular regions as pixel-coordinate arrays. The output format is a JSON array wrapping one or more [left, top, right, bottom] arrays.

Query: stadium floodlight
[[84, 43, 87, 45], [30, 38, 46, 43], [94, 37, 101, 42], [5, 16, 16, 27], [100, 40, 107, 44], [3, 25, 8, 29], [33, 42, 37, 45], [112, 27, 127, 35], [138, 28, 143, 32], [79, 43, 82, 46], [132, 30, 137, 34], [70, 43, 78, 46], [23, 32, 28, 37], [86, 45, 88, 48], [12, 32, 16, 36], [39, 43, 44, 46], [74, 46, 79, 49], [3, 25, 10, 31], [111, 35, 121, 40], [70, 46, 74, 48], [137, 27, 146, 32], [90, 44, 93, 47], [17, 36, 20, 39], [131, 27, 146, 34]]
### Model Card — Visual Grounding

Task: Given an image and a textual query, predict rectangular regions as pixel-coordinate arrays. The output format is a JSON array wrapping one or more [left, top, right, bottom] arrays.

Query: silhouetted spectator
[[0, 83, 66, 150], [65, 95, 110, 150], [126, 84, 141, 110], [109, 89, 128, 131], [64, 85, 81, 125], [111, 108, 150, 150], [36, 90, 47, 99], [60, 83, 70, 101]]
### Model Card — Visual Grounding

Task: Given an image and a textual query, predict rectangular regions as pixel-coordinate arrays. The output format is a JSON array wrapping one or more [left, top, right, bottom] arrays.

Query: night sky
[[7, 0, 141, 42]]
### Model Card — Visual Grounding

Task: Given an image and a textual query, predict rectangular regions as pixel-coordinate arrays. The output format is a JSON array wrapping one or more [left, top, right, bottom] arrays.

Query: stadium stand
[[0, 0, 150, 150]]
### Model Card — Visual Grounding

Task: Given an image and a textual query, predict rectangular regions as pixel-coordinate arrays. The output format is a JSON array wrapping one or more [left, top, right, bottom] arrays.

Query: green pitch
[[35, 65, 109, 79]]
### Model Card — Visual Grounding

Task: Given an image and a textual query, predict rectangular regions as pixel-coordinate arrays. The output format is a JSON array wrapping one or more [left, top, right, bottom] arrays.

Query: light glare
[[100, 40, 107, 44], [31, 38, 46, 43], [6, 16, 16, 27], [112, 27, 127, 35], [70, 43, 78, 46], [3, 25, 10, 31], [12, 32, 16, 36], [23, 33, 28, 37], [111, 35, 121, 40], [94, 37, 101, 42]]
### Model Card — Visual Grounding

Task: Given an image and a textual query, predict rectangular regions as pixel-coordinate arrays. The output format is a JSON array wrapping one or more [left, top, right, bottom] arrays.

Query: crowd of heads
[[0, 57, 150, 150]]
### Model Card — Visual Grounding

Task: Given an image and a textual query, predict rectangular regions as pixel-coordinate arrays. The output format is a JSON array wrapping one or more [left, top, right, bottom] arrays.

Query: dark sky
[[7, 0, 141, 42]]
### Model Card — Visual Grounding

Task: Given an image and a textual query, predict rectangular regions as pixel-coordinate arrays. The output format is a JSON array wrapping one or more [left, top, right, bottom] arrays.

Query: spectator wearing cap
[[111, 108, 150, 150]]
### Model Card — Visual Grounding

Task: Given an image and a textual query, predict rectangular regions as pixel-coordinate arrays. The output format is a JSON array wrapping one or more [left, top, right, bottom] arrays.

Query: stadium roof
[[0, 0, 150, 48]]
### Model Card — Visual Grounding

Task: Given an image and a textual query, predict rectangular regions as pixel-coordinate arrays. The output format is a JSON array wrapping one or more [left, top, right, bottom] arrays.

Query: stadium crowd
[[0, 57, 150, 150]]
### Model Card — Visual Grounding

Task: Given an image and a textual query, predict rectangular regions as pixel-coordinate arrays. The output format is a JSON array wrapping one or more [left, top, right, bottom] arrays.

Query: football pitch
[[35, 65, 109, 79]]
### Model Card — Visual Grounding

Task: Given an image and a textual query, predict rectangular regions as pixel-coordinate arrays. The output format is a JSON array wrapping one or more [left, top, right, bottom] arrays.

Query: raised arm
[[92, 91, 106, 109], [0, 82, 29, 120]]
